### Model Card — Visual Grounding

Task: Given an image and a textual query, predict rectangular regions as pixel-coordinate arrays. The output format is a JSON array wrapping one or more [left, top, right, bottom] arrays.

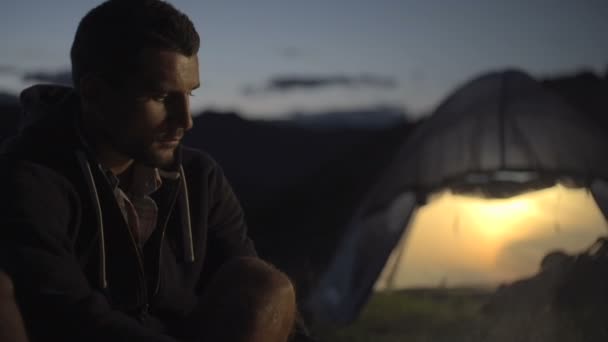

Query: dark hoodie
[[0, 85, 257, 341]]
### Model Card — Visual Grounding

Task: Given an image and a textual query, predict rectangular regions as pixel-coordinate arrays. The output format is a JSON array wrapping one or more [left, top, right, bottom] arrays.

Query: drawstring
[[75, 151, 108, 289], [75, 150, 194, 288], [179, 165, 195, 262]]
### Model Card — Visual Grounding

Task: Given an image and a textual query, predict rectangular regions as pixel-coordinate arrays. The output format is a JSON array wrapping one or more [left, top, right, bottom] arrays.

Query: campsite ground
[[315, 288, 488, 342], [315, 287, 588, 342]]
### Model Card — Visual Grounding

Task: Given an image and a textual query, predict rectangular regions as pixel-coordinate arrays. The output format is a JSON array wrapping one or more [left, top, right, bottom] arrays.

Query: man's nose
[[169, 94, 194, 132]]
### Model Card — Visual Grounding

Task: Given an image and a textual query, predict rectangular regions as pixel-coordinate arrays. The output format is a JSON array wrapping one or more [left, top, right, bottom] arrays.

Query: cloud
[[0, 65, 18, 74], [22, 70, 72, 86], [277, 46, 307, 59], [409, 68, 427, 84], [243, 73, 398, 95]]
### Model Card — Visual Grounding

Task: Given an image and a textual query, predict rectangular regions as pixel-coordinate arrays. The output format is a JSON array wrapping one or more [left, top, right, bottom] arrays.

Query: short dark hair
[[70, 0, 200, 89]]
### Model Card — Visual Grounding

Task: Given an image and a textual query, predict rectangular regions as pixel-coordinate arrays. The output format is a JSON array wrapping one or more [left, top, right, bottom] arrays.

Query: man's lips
[[158, 135, 183, 142], [157, 136, 183, 144]]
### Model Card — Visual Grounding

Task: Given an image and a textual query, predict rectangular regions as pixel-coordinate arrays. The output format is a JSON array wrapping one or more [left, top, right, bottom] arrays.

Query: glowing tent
[[304, 70, 608, 324]]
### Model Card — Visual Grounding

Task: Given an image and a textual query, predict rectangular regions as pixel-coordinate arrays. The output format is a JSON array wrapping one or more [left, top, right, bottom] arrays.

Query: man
[[0, 0, 312, 341]]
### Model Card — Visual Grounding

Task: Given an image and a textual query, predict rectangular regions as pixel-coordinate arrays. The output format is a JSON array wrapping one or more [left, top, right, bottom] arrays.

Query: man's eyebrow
[[143, 83, 200, 93]]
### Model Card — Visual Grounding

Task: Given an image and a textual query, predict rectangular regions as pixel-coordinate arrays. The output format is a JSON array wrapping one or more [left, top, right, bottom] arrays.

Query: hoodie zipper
[[152, 182, 181, 298], [121, 205, 148, 314]]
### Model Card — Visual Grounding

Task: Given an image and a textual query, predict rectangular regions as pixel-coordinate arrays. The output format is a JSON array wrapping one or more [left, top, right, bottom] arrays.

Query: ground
[[315, 287, 596, 342]]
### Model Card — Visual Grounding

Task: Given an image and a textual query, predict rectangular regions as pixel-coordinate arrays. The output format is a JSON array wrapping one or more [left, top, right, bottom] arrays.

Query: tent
[[303, 70, 608, 324]]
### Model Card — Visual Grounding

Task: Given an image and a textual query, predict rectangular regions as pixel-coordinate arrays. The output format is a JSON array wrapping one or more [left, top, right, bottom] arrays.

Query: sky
[[1, 0, 607, 119], [375, 184, 607, 290]]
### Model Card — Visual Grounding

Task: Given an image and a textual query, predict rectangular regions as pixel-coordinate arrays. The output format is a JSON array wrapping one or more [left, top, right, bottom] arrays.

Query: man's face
[[94, 49, 200, 168]]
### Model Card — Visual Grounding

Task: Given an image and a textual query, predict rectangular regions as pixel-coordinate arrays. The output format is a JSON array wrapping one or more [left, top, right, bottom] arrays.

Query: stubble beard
[[136, 142, 178, 169]]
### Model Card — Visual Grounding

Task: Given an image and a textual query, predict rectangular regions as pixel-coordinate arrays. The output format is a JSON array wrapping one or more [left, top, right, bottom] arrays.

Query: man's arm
[[206, 161, 256, 259], [204, 160, 317, 342], [0, 160, 178, 342]]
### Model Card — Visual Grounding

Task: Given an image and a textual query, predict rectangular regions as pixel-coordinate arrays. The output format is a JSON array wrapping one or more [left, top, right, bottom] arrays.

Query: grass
[[314, 287, 598, 342], [315, 288, 489, 342]]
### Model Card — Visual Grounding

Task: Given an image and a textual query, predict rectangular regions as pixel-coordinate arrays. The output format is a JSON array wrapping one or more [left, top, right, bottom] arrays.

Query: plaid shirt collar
[[104, 164, 161, 197], [107, 164, 163, 247]]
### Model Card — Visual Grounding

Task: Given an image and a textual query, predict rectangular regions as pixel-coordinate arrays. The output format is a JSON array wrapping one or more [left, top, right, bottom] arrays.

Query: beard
[[92, 112, 183, 170], [102, 128, 179, 169], [144, 143, 179, 168], [129, 140, 179, 169]]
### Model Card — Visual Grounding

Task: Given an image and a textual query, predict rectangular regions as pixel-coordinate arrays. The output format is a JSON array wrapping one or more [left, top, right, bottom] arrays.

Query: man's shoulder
[[178, 145, 235, 193], [0, 156, 75, 193], [180, 145, 221, 173], [0, 156, 78, 215]]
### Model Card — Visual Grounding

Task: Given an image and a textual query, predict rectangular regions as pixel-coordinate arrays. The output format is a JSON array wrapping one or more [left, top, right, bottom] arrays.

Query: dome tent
[[304, 70, 608, 324]]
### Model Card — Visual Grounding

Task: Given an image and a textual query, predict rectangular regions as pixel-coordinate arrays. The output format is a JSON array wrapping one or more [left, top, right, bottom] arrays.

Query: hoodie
[[0, 85, 256, 341]]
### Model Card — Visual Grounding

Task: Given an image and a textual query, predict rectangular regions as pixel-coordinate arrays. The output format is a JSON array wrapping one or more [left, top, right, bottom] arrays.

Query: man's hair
[[70, 0, 200, 89]]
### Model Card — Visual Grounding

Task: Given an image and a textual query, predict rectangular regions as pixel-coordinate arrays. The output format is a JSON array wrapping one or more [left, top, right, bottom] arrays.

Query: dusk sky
[[1, 0, 607, 119]]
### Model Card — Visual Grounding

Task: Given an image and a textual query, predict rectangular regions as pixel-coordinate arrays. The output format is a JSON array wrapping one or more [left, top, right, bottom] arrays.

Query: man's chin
[[139, 146, 177, 168]]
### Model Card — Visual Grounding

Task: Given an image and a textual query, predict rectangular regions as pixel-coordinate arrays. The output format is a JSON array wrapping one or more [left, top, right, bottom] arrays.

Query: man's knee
[[0, 272, 15, 298], [0, 271, 29, 342], [219, 257, 294, 294], [201, 257, 297, 341], [209, 257, 296, 311]]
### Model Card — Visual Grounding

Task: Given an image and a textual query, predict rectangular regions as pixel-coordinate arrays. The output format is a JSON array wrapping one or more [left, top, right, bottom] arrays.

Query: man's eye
[[152, 94, 169, 102]]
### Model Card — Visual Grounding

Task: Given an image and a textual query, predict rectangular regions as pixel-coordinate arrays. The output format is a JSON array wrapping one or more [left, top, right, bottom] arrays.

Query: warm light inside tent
[[464, 196, 537, 240], [376, 184, 607, 290]]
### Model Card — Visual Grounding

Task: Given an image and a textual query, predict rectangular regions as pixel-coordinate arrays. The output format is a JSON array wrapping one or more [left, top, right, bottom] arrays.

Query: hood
[[1, 85, 81, 159], [19, 84, 78, 132]]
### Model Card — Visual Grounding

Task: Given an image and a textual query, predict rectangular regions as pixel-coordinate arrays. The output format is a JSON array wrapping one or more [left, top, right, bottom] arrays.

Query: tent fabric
[[384, 70, 608, 196], [305, 69, 608, 325], [304, 192, 417, 324]]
